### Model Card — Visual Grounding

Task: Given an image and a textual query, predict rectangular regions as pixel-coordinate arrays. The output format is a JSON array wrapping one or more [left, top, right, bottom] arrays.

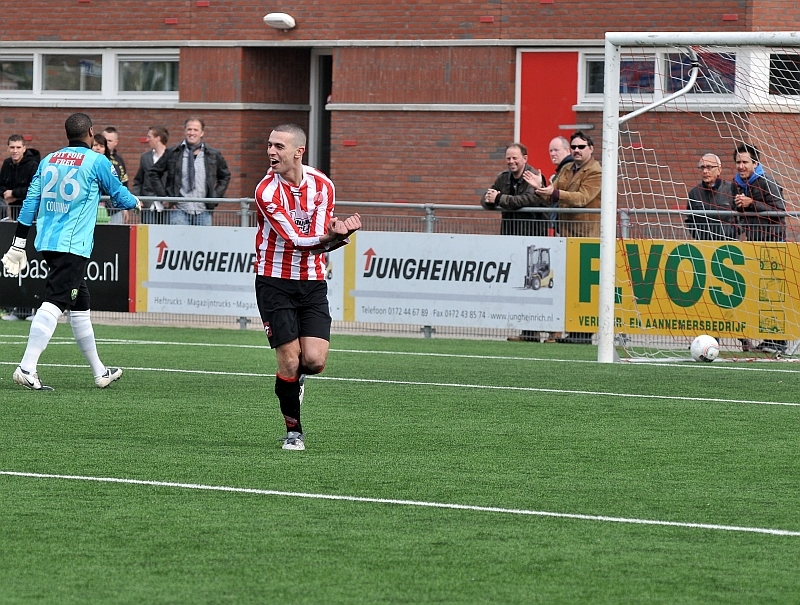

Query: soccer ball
[[690, 335, 719, 362]]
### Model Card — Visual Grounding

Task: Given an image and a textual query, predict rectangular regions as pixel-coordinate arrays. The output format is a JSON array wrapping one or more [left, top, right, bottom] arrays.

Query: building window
[[586, 58, 656, 94], [0, 58, 33, 91], [769, 54, 800, 95], [119, 59, 179, 92], [0, 48, 179, 102], [43, 54, 102, 91], [666, 52, 736, 94], [586, 60, 604, 94]]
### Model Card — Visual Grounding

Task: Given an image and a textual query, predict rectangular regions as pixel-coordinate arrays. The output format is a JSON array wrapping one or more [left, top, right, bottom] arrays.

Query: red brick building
[[0, 1, 793, 205]]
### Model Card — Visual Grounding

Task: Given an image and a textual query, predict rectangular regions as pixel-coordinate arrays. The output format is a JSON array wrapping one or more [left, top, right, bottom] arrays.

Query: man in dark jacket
[[149, 117, 231, 226], [686, 153, 738, 241], [133, 125, 169, 224], [0, 135, 40, 221], [481, 142, 548, 236], [0, 134, 40, 321], [732, 143, 787, 355], [732, 143, 785, 242]]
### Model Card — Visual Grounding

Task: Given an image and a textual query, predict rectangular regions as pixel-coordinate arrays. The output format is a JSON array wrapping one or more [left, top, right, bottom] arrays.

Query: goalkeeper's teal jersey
[[19, 145, 138, 258]]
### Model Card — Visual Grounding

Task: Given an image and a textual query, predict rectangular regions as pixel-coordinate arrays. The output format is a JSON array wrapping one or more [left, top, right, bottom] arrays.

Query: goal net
[[598, 33, 800, 362]]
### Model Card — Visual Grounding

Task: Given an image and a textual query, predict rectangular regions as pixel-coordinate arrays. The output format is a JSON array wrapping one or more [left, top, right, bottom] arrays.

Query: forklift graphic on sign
[[523, 245, 554, 290]]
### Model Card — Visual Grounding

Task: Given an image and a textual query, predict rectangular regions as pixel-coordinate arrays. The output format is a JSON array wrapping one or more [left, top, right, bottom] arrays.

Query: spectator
[[532, 131, 602, 344], [149, 117, 231, 226], [132, 126, 169, 224], [1, 135, 40, 321], [533, 131, 601, 238], [101, 127, 128, 186], [685, 153, 738, 241], [0, 134, 40, 221], [482, 143, 547, 343], [91, 133, 120, 224], [732, 143, 785, 242], [543, 136, 574, 236], [101, 127, 129, 224], [732, 143, 787, 355], [532, 136, 574, 343], [481, 143, 548, 237], [1, 112, 140, 390], [686, 153, 750, 352]]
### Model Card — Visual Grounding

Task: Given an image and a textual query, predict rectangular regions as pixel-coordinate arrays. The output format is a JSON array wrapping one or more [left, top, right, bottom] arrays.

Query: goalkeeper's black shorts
[[42, 251, 91, 312], [255, 276, 331, 349]]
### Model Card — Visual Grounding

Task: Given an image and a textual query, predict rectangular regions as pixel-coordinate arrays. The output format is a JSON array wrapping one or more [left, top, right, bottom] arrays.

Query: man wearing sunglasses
[[527, 131, 601, 238], [527, 131, 601, 344]]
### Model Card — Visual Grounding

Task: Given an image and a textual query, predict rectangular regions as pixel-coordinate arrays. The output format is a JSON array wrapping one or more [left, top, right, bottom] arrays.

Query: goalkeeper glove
[[2, 237, 27, 276]]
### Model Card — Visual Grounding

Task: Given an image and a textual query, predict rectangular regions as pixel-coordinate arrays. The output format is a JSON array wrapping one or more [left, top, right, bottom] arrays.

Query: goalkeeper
[[2, 113, 141, 391]]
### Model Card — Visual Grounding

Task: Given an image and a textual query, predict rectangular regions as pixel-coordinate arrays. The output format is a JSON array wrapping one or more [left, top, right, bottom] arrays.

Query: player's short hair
[[65, 113, 93, 141], [7, 134, 25, 146], [273, 124, 307, 148], [149, 126, 169, 145], [184, 116, 205, 130], [734, 142, 759, 162], [102, 126, 118, 135], [571, 131, 594, 147], [507, 142, 528, 156]]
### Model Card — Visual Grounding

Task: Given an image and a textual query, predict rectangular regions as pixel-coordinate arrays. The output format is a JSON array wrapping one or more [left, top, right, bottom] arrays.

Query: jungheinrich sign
[[327, 232, 568, 331], [139, 225, 259, 316]]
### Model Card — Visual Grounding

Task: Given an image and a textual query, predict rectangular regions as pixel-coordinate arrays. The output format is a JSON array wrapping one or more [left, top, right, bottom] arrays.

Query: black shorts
[[255, 276, 331, 348], [42, 251, 91, 312]]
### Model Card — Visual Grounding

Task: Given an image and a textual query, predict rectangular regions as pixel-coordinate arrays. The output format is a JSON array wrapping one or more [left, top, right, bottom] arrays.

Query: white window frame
[[0, 48, 179, 102], [577, 48, 749, 112]]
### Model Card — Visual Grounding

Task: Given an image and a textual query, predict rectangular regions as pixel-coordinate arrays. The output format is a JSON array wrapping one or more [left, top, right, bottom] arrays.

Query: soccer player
[[254, 124, 361, 451], [1, 113, 141, 391]]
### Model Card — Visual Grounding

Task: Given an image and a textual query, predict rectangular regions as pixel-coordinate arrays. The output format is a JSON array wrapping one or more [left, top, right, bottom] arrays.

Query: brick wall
[[0, 0, 757, 42], [334, 47, 515, 104], [330, 111, 515, 204]]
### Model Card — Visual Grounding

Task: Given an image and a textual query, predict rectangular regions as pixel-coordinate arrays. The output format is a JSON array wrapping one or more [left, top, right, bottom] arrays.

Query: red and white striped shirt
[[254, 165, 341, 280]]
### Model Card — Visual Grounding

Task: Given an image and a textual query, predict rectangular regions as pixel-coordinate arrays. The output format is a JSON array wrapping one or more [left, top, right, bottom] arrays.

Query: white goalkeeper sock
[[20, 302, 62, 373], [69, 310, 106, 377]]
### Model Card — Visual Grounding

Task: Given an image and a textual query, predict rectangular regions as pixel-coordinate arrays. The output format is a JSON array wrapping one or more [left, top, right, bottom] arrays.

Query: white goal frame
[[598, 31, 800, 363]]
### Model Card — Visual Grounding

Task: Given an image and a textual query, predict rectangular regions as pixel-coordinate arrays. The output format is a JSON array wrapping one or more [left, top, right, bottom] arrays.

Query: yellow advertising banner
[[565, 238, 799, 339]]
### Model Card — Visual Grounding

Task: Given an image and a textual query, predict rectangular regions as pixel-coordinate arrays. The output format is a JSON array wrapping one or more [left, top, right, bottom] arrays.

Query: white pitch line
[[0, 360, 798, 407], [1, 470, 797, 537], [1, 335, 798, 373]]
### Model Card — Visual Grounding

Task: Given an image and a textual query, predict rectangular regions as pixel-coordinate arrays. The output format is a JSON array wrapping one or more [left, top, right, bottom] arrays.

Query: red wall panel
[[519, 51, 579, 176]]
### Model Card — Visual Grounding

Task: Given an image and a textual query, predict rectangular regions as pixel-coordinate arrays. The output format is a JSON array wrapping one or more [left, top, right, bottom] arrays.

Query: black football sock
[[275, 374, 302, 434]]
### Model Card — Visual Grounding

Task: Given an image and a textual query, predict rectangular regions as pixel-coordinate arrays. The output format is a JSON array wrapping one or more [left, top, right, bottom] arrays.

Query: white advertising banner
[[140, 227, 567, 330], [143, 226, 259, 316], [328, 232, 567, 330]]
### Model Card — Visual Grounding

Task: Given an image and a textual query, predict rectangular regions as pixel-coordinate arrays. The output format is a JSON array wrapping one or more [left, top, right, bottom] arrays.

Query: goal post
[[598, 32, 800, 362]]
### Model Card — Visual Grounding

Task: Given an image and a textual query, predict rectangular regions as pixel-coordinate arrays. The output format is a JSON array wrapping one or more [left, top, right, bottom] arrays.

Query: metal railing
[[5, 198, 798, 338]]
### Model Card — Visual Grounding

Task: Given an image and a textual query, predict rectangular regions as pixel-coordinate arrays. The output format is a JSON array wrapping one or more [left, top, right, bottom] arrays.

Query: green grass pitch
[[1, 322, 799, 604]]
